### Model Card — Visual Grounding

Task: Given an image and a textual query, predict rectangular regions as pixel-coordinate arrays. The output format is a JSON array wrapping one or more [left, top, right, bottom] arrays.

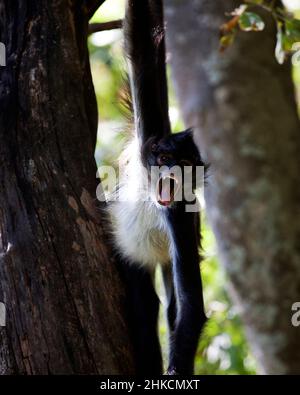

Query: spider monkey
[[108, 0, 207, 375]]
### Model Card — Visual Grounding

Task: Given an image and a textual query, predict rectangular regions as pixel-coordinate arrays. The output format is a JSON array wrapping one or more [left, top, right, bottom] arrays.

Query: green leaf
[[220, 32, 236, 52], [238, 12, 265, 32], [292, 42, 300, 66], [285, 19, 300, 46]]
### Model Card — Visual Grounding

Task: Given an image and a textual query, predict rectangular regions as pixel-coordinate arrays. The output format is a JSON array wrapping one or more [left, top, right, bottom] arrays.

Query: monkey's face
[[142, 130, 206, 207]]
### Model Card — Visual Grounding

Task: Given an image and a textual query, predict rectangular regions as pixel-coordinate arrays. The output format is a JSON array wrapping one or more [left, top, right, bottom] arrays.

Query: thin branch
[[88, 19, 123, 35]]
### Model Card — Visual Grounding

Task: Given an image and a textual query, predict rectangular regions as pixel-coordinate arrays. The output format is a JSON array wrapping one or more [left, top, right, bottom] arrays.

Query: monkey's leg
[[162, 265, 177, 333], [165, 206, 207, 375], [120, 262, 162, 375]]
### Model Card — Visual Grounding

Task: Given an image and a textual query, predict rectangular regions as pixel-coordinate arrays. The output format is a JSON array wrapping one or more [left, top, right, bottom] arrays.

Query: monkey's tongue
[[158, 177, 175, 206], [159, 188, 172, 206]]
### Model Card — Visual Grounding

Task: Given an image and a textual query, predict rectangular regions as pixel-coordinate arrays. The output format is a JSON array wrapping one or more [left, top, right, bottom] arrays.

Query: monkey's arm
[[166, 205, 207, 375], [124, 0, 171, 143]]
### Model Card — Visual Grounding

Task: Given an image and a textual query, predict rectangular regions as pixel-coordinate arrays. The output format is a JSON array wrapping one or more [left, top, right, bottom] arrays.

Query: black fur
[[118, 262, 163, 375], [123, 0, 171, 142], [164, 203, 207, 374], [119, 0, 207, 375]]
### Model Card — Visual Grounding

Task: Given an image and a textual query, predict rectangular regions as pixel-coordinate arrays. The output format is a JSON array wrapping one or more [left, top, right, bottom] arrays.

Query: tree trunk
[[0, 0, 134, 374], [165, 0, 300, 374]]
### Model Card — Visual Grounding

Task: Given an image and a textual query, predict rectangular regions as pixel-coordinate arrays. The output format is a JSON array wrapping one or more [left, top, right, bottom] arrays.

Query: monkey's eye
[[180, 159, 193, 167], [157, 153, 173, 165]]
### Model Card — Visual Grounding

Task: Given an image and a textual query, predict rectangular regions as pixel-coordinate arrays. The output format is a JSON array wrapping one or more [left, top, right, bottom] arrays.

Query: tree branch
[[88, 19, 123, 35]]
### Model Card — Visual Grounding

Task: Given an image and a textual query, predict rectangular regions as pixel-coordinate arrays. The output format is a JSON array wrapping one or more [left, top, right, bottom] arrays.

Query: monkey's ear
[[182, 128, 194, 138], [151, 143, 158, 152], [141, 136, 158, 166], [184, 127, 194, 136], [172, 128, 194, 143], [145, 136, 159, 150]]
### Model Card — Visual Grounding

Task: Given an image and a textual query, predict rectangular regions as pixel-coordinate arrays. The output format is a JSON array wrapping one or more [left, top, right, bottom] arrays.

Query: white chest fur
[[109, 199, 170, 267], [108, 139, 171, 268]]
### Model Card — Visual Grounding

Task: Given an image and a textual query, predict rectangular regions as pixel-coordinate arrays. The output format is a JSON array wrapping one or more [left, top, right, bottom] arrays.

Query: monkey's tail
[[123, 0, 171, 142]]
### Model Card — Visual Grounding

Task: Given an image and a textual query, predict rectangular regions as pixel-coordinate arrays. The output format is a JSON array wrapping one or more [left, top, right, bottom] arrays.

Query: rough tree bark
[[165, 0, 300, 374], [0, 0, 134, 374]]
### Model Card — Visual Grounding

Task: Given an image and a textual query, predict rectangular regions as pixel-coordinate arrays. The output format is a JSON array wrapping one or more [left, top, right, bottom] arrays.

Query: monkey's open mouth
[[156, 175, 179, 206]]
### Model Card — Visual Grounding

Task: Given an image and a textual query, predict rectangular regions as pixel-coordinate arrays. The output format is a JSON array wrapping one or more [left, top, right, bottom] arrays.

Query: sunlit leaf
[[222, 5, 248, 35], [285, 18, 300, 48], [231, 4, 248, 17], [238, 12, 265, 32]]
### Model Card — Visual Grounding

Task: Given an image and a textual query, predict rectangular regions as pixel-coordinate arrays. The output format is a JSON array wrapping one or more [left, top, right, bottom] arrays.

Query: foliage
[[195, 219, 256, 374], [221, 0, 300, 64]]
